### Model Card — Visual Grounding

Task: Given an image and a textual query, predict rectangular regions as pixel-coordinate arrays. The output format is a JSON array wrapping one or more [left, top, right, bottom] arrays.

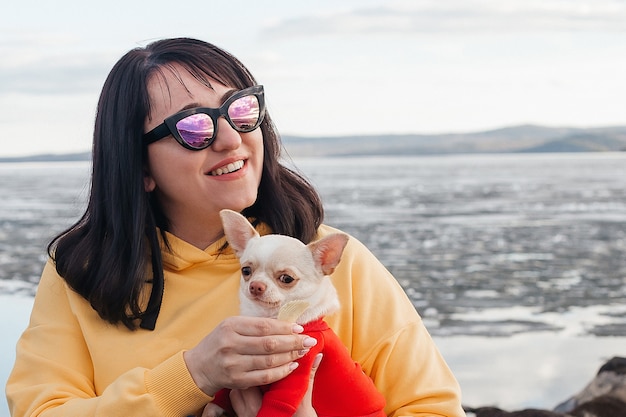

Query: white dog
[[201, 209, 386, 417], [221, 209, 347, 324]]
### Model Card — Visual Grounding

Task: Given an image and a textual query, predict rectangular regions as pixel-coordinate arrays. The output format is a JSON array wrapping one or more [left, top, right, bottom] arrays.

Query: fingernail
[[292, 324, 304, 333], [303, 337, 317, 347], [298, 348, 310, 356], [312, 353, 323, 368], [289, 362, 299, 371]]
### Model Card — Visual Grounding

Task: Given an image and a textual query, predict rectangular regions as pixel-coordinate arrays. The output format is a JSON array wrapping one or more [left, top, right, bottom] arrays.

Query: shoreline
[[435, 333, 626, 410]]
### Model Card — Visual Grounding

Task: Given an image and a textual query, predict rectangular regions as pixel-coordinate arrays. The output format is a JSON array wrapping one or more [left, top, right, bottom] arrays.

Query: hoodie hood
[[157, 222, 274, 271]]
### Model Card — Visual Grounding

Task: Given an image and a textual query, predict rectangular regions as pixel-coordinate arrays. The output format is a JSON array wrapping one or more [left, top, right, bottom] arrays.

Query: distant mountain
[[281, 124, 626, 157], [0, 151, 91, 163], [2, 125, 626, 162]]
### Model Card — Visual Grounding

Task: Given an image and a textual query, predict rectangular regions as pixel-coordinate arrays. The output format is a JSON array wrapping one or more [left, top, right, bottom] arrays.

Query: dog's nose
[[249, 281, 266, 296]]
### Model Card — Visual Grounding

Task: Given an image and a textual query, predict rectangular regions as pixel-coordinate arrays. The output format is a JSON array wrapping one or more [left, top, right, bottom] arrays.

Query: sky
[[1, 0, 626, 157]]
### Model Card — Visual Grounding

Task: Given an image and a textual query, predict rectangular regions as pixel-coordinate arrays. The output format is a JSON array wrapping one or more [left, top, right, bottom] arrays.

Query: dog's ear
[[308, 233, 349, 275], [219, 209, 259, 256]]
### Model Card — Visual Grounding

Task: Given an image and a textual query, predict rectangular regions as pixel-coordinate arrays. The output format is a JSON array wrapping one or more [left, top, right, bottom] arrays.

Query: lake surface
[[1, 153, 625, 413], [293, 153, 626, 337]]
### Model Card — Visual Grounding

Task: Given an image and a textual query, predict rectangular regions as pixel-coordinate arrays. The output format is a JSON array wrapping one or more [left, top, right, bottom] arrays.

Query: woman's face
[[143, 64, 264, 246]]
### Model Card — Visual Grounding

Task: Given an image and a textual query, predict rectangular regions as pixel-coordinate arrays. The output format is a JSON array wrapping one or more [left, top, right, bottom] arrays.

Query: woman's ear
[[143, 169, 156, 192]]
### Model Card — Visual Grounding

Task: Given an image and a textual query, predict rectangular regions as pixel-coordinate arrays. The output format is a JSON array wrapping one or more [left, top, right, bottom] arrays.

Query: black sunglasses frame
[[143, 85, 265, 151]]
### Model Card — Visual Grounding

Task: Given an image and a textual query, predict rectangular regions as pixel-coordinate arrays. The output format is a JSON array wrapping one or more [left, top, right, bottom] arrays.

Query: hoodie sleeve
[[320, 227, 465, 417], [255, 339, 322, 417], [6, 261, 211, 417]]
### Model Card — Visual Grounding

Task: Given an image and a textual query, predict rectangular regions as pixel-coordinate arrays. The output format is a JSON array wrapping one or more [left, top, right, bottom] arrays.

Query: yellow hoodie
[[6, 224, 464, 417]]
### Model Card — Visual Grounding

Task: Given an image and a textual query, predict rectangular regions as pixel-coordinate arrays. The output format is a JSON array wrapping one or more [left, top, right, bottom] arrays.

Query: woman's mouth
[[209, 160, 244, 176]]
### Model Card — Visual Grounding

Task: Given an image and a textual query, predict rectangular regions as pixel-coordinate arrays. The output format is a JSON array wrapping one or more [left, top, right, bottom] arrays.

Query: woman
[[6, 38, 464, 417]]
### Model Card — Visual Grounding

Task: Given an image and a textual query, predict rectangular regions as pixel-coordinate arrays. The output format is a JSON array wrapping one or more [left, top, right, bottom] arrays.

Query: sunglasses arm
[[143, 124, 171, 145]]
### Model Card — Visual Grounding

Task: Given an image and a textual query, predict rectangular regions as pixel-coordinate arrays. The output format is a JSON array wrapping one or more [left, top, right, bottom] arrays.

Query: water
[[293, 153, 626, 337], [0, 162, 90, 292], [4, 155, 626, 336], [1, 154, 626, 413]]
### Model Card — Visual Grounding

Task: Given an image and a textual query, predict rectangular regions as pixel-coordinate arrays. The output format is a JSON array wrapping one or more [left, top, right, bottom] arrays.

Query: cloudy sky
[[1, 0, 625, 157]]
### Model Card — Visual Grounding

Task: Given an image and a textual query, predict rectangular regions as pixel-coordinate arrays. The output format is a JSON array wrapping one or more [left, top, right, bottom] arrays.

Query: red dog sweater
[[212, 318, 386, 417]]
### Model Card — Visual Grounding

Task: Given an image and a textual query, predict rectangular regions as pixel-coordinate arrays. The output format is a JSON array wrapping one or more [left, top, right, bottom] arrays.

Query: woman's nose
[[210, 117, 242, 152]]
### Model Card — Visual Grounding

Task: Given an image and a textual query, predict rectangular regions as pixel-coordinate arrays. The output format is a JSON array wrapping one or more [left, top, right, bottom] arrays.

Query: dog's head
[[220, 209, 348, 323]]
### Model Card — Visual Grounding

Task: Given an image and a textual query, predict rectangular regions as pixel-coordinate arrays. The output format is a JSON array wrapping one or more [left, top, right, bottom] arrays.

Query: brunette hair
[[48, 38, 324, 330]]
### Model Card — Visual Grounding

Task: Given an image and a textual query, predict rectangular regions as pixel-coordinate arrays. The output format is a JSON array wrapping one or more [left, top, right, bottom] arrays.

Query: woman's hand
[[293, 353, 322, 417], [224, 353, 323, 417], [184, 316, 317, 396], [227, 386, 263, 417]]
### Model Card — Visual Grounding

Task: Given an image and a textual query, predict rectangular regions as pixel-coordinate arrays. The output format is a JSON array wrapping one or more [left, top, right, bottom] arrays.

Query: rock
[[464, 357, 626, 417]]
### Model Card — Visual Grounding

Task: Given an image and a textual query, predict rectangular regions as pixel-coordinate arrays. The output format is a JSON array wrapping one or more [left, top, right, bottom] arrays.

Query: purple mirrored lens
[[228, 95, 260, 130], [176, 114, 214, 148]]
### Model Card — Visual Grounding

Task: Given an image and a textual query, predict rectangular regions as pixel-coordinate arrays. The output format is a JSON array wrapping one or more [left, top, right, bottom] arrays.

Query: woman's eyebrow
[[175, 89, 239, 113], [221, 88, 239, 102], [178, 102, 203, 112]]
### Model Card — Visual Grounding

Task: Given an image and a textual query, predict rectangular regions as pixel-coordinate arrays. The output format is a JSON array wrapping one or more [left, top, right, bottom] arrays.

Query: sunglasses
[[143, 85, 265, 150]]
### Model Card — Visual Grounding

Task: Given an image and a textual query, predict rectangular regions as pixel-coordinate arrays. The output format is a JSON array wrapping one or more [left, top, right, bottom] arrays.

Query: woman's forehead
[[149, 64, 212, 99], [146, 64, 239, 127], [145, 64, 228, 123]]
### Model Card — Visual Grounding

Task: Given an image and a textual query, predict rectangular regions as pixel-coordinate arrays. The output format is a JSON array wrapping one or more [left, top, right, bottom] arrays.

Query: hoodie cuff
[[145, 351, 212, 417]]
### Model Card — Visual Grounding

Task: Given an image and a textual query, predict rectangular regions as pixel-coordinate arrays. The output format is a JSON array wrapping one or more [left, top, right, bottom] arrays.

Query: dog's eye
[[242, 266, 252, 276], [279, 274, 294, 284]]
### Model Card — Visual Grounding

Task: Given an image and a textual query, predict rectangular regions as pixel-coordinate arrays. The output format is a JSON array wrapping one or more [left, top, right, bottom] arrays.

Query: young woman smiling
[[6, 38, 464, 417]]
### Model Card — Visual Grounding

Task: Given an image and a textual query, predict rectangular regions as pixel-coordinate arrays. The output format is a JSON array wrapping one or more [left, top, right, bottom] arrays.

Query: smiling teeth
[[211, 160, 244, 176]]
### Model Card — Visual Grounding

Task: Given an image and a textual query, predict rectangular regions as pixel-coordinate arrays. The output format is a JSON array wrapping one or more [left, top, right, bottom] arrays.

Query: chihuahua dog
[[202, 209, 386, 417]]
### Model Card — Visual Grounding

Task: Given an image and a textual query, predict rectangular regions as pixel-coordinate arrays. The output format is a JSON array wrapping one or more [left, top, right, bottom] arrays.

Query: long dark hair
[[48, 38, 324, 330]]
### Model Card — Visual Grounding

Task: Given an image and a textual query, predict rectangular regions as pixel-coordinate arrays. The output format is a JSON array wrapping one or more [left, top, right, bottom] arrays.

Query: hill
[[0, 151, 91, 163], [281, 124, 626, 157], [2, 124, 626, 162]]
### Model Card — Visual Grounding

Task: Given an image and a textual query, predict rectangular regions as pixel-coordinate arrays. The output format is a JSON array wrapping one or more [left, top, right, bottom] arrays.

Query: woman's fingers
[[236, 333, 317, 356], [294, 353, 323, 417], [184, 316, 317, 396], [223, 357, 301, 388], [227, 316, 304, 337], [219, 317, 315, 354], [229, 387, 263, 417], [311, 353, 323, 378]]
